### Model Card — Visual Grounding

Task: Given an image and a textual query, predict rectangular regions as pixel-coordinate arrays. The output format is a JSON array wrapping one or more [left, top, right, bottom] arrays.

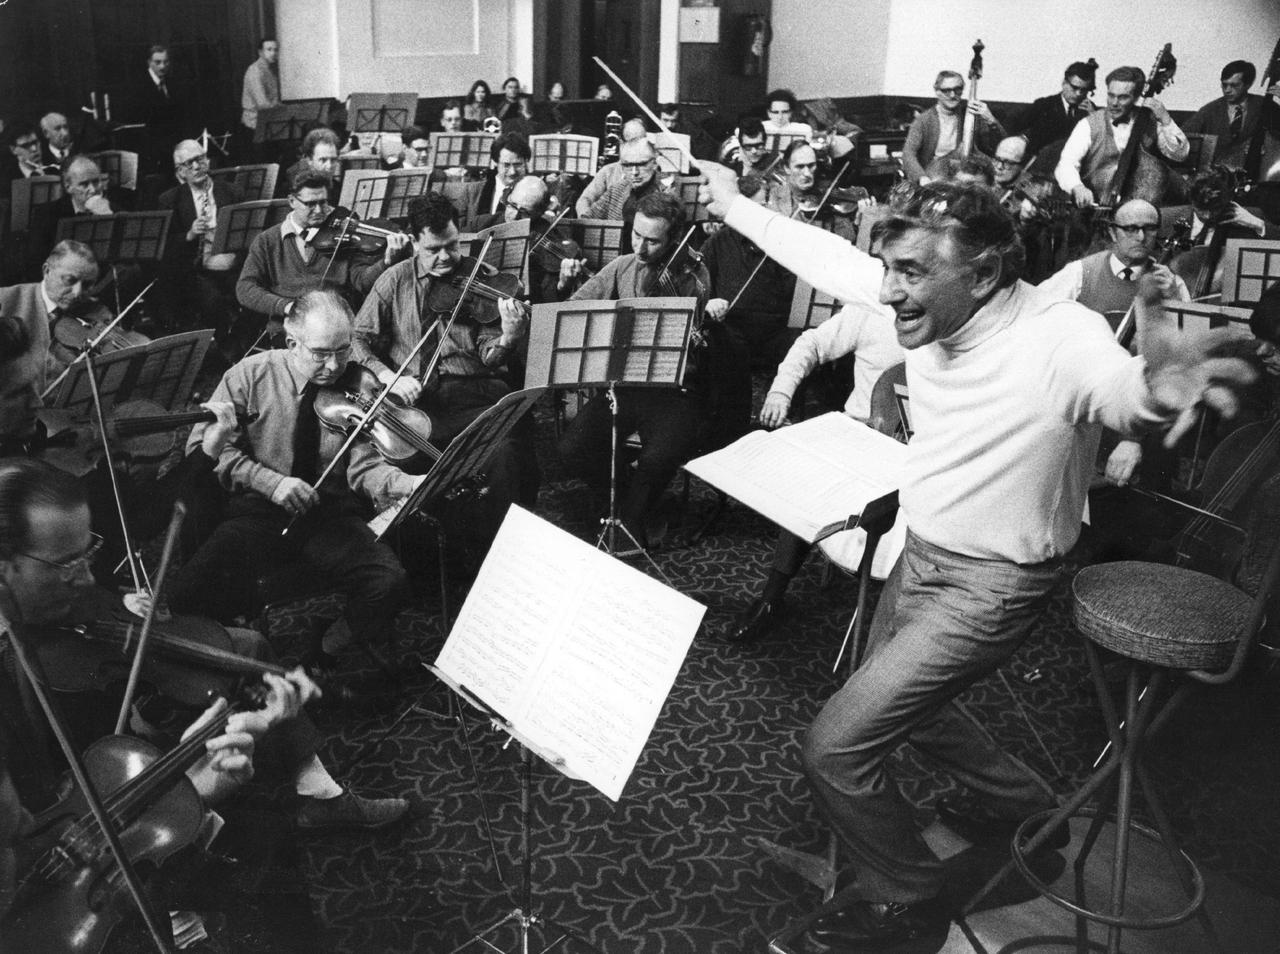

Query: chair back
[[868, 362, 909, 441]]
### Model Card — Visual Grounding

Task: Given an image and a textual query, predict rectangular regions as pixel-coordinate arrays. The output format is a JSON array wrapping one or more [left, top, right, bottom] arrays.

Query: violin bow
[[317, 212, 359, 288], [594, 56, 701, 174], [282, 237, 496, 536], [722, 167, 851, 315], [2, 599, 174, 954], [115, 501, 186, 735], [526, 203, 573, 258], [654, 223, 700, 297], [40, 279, 156, 401]]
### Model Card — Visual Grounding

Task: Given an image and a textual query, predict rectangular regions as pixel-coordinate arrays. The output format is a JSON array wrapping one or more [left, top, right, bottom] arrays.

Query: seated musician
[[937, 153, 996, 188], [1184, 168, 1280, 247], [703, 175, 797, 371], [763, 88, 814, 141], [0, 240, 113, 452], [352, 193, 538, 530], [1055, 65, 1189, 208], [1182, 60, 1269, 165], [576, 139, 668, 243], [1038, 198, 1189, 324], [387, 126, 430, 170], [728, 296, 903, 643], [573, 118, 649, 216], [726, 117, 778, 180], [236, 167, 410, 320], [0, 122, 57, 185], [1009, 60, 1098, 159], [157, 139, 245, 341], [279, 127, 341, 200], [510, 176, 587, 304], [766, 141, 857, 242], [902, 70, 1005, 184], [439, 101, 465, 135], [38, 112, 78, 168], [168, 290, 421, 675], [28, 155, 118, 268], [559, 191, 730, 549], [462, 132, 531, 231], [992, 136, 1029, 194]]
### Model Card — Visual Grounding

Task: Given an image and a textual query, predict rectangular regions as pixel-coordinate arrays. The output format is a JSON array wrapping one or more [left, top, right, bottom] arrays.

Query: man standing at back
[[241, 38, 281, 156]]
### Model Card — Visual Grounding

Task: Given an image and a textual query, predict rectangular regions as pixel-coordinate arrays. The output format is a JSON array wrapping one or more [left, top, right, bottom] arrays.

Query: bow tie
[[1112, 116, 1132, 127]]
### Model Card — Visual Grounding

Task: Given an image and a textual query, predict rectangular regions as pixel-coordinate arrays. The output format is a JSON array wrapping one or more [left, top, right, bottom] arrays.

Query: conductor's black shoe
[[296, 790, 409, 831], [806, 898, 947, 950], [936, 792, 1070, 852], [726, 597, 784, 644]]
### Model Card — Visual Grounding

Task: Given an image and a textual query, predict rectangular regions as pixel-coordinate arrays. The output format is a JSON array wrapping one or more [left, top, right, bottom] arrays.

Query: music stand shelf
[[56, 211, 172, 265]]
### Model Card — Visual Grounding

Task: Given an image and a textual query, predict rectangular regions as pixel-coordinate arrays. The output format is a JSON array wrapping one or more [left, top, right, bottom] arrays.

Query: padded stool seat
[[1072, 561, 1251, 670]]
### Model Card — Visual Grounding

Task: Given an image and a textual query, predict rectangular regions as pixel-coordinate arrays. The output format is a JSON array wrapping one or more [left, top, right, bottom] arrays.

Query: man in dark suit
[[457, 132, 531, 231], [1183, 60, 1271, 166], [1011, 60, 1098, 159], [136, 44, 189, 176], [157, 139, 245, 342], [0, 122, 56, 186], [37, 112, 77, 168]]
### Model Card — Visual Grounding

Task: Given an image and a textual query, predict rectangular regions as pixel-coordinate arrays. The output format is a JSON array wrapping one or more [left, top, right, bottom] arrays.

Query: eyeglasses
[[621, 159, 655, 169], [14, 137, 40, 150], [292, 196, 329, 209], [1066, 81, 1094, 93], [1113, 223, 1160, 235], [936, 86, 964, 96], [740, 140, 766, 152], [18, 532, 103, 580], [992, 157, 1023, 168], [497, 161, 526, 170], [177, 153, 208, 169], [297, 342, 351, 362]]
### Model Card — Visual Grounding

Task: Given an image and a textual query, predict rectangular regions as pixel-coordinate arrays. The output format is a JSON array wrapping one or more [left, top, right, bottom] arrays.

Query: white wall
[[278, 0, 534, 102], [771, 0, 1280, 109]]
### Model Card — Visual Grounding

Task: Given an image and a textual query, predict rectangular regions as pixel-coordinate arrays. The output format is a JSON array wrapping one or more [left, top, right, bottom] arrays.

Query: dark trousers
[[168, 494, 407, 652], [801, 531, 1060, 902], [558, 387, 706, 541]]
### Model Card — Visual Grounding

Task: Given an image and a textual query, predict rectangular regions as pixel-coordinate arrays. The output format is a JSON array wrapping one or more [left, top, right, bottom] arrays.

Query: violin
[[423, 256, 524, 324], [797, 184, 869, 217], [35, 399, 257, 479], [314, 363, 440, 466], [49, 311, 149, 356], [305, 206, 408, 256]]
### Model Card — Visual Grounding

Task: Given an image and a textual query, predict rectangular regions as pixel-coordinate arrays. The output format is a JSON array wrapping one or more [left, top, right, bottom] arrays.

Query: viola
[[35, 400, 257, 479], [314, 363, 440, 466], [305, 206, 408, 256], [424, 256, 524, 325]]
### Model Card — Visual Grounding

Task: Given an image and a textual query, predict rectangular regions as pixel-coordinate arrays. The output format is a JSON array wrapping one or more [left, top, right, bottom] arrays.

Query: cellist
[[1056, 64, 1188, 208]]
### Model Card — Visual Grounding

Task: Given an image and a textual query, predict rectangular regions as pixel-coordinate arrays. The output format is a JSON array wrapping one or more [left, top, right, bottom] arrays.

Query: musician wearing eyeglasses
[[902, 70, 1006, 185], [577, 138, 668, 238], [574, 118, 649, 216], [236, 168, 409, 321], [1055, 65, 1188, 209], [1009, 60, 1098, 158], [726, 117, 776, 179], [462, 132, 532, 231], [0, 122, 57, 185]]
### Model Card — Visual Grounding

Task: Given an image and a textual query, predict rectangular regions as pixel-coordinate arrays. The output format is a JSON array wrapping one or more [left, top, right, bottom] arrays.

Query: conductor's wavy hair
[[872, 180, 1025, 290], [0, 458, 85, 559]]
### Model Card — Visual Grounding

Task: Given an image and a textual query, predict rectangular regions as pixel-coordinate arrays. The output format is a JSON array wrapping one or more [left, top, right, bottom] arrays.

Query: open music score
[[211, 199, 291, 256], [529, 134, 599, 176], [685, 412, 909, 579], [45, 331, 213, 415], [56, 211, 173, 266], [1220, 237, 1280, 305], [207, 163, 279, 202], [427, 132, 497, 172], [433, 506, 704, 801], [788, 278, 843, 330]]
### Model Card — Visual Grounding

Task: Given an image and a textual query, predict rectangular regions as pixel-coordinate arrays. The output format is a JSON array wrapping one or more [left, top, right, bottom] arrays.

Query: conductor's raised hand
[[696, 162, 742, 220], [1135, 273, 1257, 446]]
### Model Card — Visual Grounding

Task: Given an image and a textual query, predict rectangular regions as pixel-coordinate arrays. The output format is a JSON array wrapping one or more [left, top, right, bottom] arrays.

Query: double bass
[[922, 39, 987, 181], [1098, 43, 1178, 208], [1242, 33, 1280, 184]]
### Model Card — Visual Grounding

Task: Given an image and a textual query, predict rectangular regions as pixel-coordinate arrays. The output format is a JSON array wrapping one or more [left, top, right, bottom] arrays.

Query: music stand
[[208, 163, 279, 201], [45, 330, 213, 413], [765, 131, 809, 155], [787, 278, 842, 330], [255, 99, 329, 145], [648, 132, 692, 174], [670, 174, 711, 223], [460, 218, 531, 279], [209, 199, 291, 257], [565, 218, 625, 273], [90, 150, 139, 191], [381, 168, 434, 220], [526, 297, 696, 571], [339, 154, 381, 172], [337, 168, 389, 219], [428, 132, 497, 174], [11, 175, 63, 232], [528, 134, 599, 176], [56, 211, 172, 265], [348, 92, 418, 135], [1161, 300, 1255, 336], [853, 203, 891, 253], [1220, 237, 1280, 305]]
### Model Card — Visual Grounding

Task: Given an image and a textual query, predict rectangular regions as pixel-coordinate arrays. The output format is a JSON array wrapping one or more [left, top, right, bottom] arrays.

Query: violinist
[[901, 70, 1005, 185], [352, 194, 537, 527], [992, 136, 1029, 192], [578, 139, 668, 245], [558, 191, 720, 549], [1056, 65, 1188, 208], [236, 167, 410, 320], [278, 127, 342, 201], [0, 240, 113, 450], [168, 290, 419, 676], [574, 118, 649, 216], [511, 177, 588, 304], [726, 118, 778, 179], [462, 131, 532, 231], [766, 141, 857, 242], [703, 175, 797, 371]]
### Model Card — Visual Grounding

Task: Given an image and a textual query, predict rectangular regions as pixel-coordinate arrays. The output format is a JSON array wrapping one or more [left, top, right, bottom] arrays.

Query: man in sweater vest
[[1055, 65, 1188, 208], [1038, 198, 1189, 326], [699, 168, 1254, 950], [236, 167, 410, 319]]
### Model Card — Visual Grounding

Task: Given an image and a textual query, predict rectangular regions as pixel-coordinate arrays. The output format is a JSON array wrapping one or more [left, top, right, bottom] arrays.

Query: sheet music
[[435, 507, 704, 801], [685, 412, 909, 578]]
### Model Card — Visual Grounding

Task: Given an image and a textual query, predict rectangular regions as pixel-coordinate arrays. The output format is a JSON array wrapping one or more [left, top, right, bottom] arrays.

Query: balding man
[[29, 156, 119, 273], [579, 138, 669, 251], [0, 241, 112, 449], [1039, 199, 1189, 325], [509, 176, 586, 303], [38, 112, 77, 167], [574, 118, 650, 216], [168, 290, 419, 674], [992, 136, 1029, 192]]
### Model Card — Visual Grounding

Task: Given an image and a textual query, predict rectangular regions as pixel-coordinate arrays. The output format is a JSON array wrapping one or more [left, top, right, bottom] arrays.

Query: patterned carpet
[[139, 398, 1280, 954]]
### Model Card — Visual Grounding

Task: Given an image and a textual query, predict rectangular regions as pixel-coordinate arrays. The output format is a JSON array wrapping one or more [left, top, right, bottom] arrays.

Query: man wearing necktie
[[1055, 64, 1189, 208], [1184, 60, 1270, 165], [1009, 60, 1098, 158], [138, 44, 188, 176], [460, 132, 532, 231]]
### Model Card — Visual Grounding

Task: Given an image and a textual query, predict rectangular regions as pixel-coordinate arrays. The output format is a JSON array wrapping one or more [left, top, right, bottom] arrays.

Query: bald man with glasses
[[902, 70, 1006, 184]]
